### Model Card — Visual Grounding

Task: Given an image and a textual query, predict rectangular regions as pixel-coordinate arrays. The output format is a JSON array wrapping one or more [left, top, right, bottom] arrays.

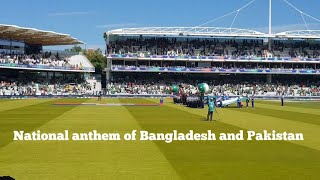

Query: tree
[[65, 45, 83, 52], [65, 45, 106, 73], [83, 48, 106, 73]]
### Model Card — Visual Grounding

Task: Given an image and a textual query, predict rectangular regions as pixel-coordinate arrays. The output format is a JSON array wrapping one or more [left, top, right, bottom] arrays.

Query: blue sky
[[0, 0, 319, 51]]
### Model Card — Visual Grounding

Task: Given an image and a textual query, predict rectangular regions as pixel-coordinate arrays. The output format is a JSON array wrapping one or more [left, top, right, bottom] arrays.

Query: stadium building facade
[[104, 27, 320, 97], [105, 27, 320, 76], [0, 24, 100, 96]]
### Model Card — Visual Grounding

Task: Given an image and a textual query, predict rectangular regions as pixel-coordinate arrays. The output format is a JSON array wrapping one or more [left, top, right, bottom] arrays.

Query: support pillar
[[106, 58, 112, 82], [106, 70, 111, 81], [267, 74, 272, 83]]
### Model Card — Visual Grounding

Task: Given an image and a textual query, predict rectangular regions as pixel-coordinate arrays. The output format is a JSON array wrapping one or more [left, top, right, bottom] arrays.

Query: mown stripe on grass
[[154, 98, 320, 151], [253, 102, 320, 116], [0, 98, 181, 180], [0, 99, 55, 112], [0, 98, 88, 149], [120, 98, 320, 180], [111, 98, 159, 105], [0, 99, 13, 103], [230, 107, 320, 126], [258, 100, 320, 110]]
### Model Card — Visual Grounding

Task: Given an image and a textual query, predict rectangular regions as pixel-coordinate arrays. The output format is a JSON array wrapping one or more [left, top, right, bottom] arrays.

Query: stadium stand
[[106, 82, 319, 96], [106, 73, 320, 96], [0, 52, 95, 72], [107, 38, 320, 60], [0, 24, 99, 97], [104, 27, 320, 97], [0, 80, 91, 96]]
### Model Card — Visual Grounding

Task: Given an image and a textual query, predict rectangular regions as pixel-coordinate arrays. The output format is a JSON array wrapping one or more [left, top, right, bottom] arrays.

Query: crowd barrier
[[0, 63, 95, 72], [0, 94, 320, 101], [0, 94, 173, 99], [218, 95, 320, 101], [109, 54, 320, 62], [112, 66, 320, 74]]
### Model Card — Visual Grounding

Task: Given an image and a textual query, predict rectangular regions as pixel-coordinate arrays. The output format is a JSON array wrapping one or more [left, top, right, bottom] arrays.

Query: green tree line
[[65, 45, 106, 73]]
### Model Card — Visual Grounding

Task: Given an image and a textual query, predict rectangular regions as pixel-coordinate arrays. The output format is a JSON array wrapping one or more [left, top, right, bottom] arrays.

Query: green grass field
[[0, 98, 320, 179]]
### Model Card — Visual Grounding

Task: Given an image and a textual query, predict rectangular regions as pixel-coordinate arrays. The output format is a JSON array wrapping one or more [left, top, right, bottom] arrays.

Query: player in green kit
[[207, 98, 215, 121]]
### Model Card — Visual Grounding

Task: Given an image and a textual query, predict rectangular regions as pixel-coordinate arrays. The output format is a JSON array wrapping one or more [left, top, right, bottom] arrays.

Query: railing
[[108, 54, 320, 62], [111, 66, 320, 75], [0, 62, 95, 72], [1, 94, 320, 100], [0, 94, 172, 99]]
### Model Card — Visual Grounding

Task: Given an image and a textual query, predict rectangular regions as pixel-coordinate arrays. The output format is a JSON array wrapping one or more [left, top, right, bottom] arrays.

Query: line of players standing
[[244, 95, 255, 108]]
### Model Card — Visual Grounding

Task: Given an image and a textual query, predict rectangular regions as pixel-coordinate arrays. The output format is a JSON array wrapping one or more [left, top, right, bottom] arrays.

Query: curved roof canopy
[[106, 27, 320, 40], [275, 30, 320, 39], [0, 24, 83, 46], [107, 27, 268, 38]]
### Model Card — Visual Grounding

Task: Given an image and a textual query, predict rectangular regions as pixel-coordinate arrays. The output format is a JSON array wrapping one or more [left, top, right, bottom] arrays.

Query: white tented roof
[[106, 27, 320, 39], [275, 30, 320, 39], [68, 55, 94, 69], [107, 27, 268, 38], [0, 24, 84, 45]]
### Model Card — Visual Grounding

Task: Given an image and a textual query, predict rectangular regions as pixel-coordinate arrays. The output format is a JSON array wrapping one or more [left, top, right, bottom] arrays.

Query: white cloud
[[96, 23, 138, 29], [48, 11, 90, 16]]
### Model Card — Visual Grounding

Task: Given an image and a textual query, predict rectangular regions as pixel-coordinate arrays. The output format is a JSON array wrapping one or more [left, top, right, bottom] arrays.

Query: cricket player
[[251, 95, 255, 108], [207, 98, 215, 121], [246, 95, 249, 108], [98, 91, 102, 101], [281, 93, 284, 106], [200, 93, 205, 109], [237, 96, 242, 108], [160, 97, 164, 105]]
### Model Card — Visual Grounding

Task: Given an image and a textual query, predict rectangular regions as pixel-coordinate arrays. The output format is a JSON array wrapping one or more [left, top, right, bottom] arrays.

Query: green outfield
[[0, 98, 320, 179]]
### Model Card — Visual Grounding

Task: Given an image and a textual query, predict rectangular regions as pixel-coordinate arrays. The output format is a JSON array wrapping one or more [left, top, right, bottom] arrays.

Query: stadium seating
[[106, 76, 320, 96], [0, 80, 95, 96], [107, 38, 320, 61], [0, 52, 94, 71]]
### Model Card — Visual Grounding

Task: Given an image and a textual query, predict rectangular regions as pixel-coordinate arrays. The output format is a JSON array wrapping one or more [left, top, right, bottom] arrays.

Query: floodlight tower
[[268, 0, 272, 51], [267, 0, 273, 83], [269, 0, 272, 35]]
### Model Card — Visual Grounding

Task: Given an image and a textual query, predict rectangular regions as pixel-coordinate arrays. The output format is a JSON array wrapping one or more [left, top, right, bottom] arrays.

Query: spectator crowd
[[106, 76, 320, 96], [0, 80, 92, 96], [1, 77, 319, 96], [0, 52, 84, 70], [108, 38, 320, 59], [112, 64, 320, 71]]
